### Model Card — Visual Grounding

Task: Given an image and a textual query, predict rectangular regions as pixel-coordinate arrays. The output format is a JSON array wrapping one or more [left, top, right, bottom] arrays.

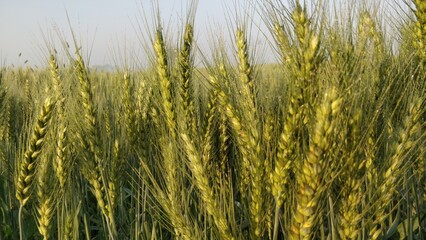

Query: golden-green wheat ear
[[49, 54, 63, 105], [74, 53, 116, 236], [181, 133, 234, 240], [208, 74, 251, 190], [0, 97, 11, 144], [16, 97, 54, 207], [122, 72, 137, 145], [16, 97, 54, 240], [218, 104, 230, 182], [289, 88, 341, 239], [201, 91, 216, 176], [333, 108, 365, 239], [273, 21, 294, 70], [337, 170, 363, 239], [138, 156, 195, 240], [75, 54, 98, 141], [158, 135, 193, 238], [215, 62, 243, 187], [36, 155, 56, 240], [262, 114, 275, 240], [154, 27, 176, 138], [271, 96, 299, 240], [369, 96, 423, 239], [177, 23, 196, 136], [153, 26, 195, 239], [357, 11, 384, 56], [54, 126, 68, 190], [23, 70, 33, 114], [413, 0, 426, 63], [290, 2, 320, 106], [235, 27, 267, 238], [236, 28, 254, 95], [107, 139, 121, 215], [356, 10, 385, 93], [135, 75, 152, 124], [49, 54, 69, 190]]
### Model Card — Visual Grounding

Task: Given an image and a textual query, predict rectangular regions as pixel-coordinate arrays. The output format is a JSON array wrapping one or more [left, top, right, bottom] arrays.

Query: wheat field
[[0, 0, 425, 239]]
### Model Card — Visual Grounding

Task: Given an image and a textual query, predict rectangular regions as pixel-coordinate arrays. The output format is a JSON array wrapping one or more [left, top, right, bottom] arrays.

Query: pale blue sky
[[0, 0, 239, 66], [0, 0, 405, 67]]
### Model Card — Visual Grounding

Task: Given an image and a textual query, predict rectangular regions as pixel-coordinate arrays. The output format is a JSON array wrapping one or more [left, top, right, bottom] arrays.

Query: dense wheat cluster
[[0, 0, 425, 239]]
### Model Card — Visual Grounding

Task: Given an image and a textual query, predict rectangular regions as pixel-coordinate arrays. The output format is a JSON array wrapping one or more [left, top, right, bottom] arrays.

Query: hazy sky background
[[0, 0, 407, 67], [1, 0, 233, 66]]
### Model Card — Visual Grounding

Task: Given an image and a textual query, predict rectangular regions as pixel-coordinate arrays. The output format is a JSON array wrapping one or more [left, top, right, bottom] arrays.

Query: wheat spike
[[36, 155, 55, 240], [181, 133, 234, 240], [154, 28, 176, 138], [290, 88, 341, 239], [16, 97, 54, 207]]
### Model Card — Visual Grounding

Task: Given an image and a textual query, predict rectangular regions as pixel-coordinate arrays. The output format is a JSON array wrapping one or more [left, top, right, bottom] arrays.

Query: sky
[[0, 0, 406, 67], [0, 0, 236, 67]]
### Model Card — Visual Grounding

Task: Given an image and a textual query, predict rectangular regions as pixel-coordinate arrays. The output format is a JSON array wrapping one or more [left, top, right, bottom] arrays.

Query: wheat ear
[[16, 97, 54, 206], [154, 28, 176, 138], [178, 24, 196, 136], [36, 155, 55, 240], [290, 88, 341, 239], [16, 97, 54, 240], [413, 0, 426, 62], [49, 54, 69, 190], [75, 54, 116, 236], [181, 133, 234, 240], [370, 97, 423, 239], [122, 72, 137, 144]]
